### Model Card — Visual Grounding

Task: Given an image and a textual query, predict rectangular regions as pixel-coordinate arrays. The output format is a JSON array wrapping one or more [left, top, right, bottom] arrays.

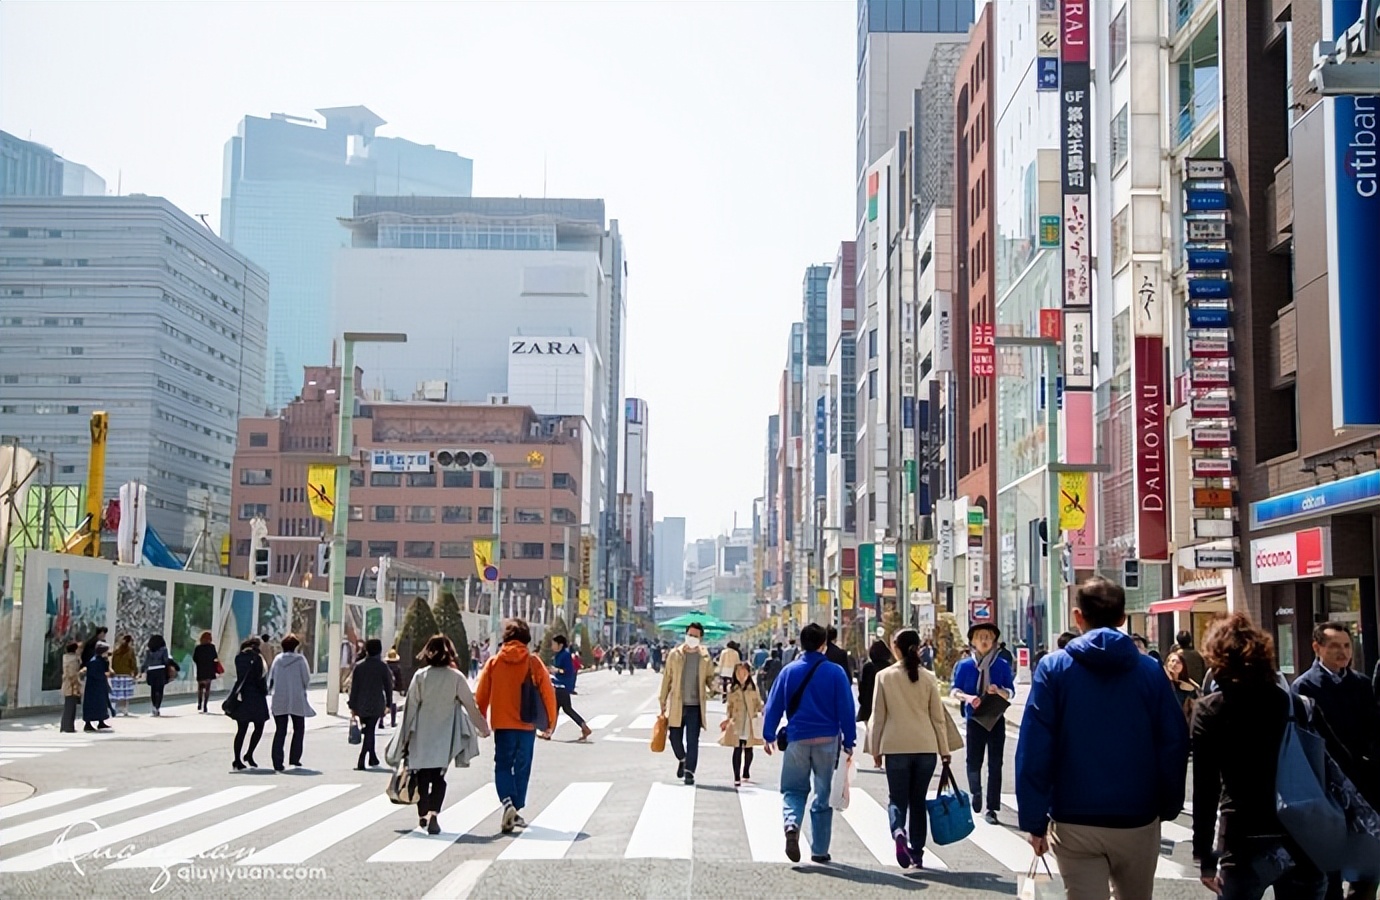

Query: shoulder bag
[[520, 658, 550, 732], [1276, 691, 1348, 871], [221, 669, 246, 718], [777, 658, 826, 751], [925, 761, 975, 844]]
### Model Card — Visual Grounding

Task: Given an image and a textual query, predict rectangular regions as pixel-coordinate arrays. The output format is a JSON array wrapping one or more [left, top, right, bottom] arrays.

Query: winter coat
[[717, 645, 741, 678], [659, 644, 717, 728], [192, 643, 219, 681], [267, 651, 315, 718], [110, 644, 138, 677], [80, 655, 110, 721], [231, 649, 270, 724], [476, 641, 556, 732], [1015, 628, 1189, 838], [348, 655, 394, 719], [865, 663, 951, 757], [1292, 658, 1380, 805], [386, 660, 403, 697], [762, 651, 858, 748], [142, 646, 173, 680], [718, 682, 765, 747], [62, 652, 82, 698], [387, 665, 484, 770]]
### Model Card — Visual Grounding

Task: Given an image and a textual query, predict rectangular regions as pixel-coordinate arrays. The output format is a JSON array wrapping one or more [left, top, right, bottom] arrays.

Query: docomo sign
[[1249, 527, 1333, 584]]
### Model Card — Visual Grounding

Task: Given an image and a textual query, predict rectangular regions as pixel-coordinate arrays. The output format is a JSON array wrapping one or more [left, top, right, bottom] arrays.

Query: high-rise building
[[800, 264, 832, 619], [652, 516, 686, 597], [763, 414, 781, 608], [219, 107, 472, 409], [824, 242, 858, 606], [0, 196, 268, 554], [333, 195, 628, 605], [620, 398, 652, 618], [1, 130, 106, 198]]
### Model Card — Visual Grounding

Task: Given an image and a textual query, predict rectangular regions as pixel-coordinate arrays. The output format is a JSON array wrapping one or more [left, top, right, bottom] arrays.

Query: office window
[[349, 469, 365, 487], [348, 505, 363, 522], [551, 507, 578, 524], [442, 505, 473, 524], [248, 431, 269, 448], [235, 539, 250, 557], [370, 472, 402, 487], [1109, 6, 1128, 72], [367, 541, 397, 558], [1110, 105, 1129, 173], [404, 541, 435, 559], [371, 505, 397, 522], [514, 508, 544, 524], [479, 470, 509, 489], [551, 543, 567, 563], [552, 473, 575, 491], [407, 471, 437, 487], [868, 370, 878, 399], [479, 507, 494, 524], [238, 503, 268, 520], [239, 468, 273, 485], [868, 328, 878, 359], [514, 472, 544, 489], [512, 542, 545, 559], [406, 505, 435, 524], [346, 540, 362, 557], [1112, 206, 1130, 272], [439, 541, 472, 559], [442, 470, 473, 488]]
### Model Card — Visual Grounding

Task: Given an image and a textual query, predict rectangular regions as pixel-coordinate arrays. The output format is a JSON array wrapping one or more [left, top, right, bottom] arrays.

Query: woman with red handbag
[[192, 631, 220, 714]]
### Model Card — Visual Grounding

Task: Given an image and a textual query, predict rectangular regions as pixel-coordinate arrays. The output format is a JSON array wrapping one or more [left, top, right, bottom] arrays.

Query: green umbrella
[[657, 610, 732, 632]]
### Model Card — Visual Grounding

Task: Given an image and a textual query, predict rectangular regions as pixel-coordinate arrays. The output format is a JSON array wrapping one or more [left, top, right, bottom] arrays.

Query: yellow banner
[[817, 589, 831, 611], [474, 539, 496, 581], [307, 464, 336, 523], [841, 577, 856, 610], [605, 599, 615, 618], [908, 544, 931, 586], [1058, 471, 1090, 531], [549, 575, 567, 608], [578, 587, 591, 616]]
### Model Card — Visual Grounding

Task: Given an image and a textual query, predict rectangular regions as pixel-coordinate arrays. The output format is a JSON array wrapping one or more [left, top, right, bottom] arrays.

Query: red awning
[[1149, 592, 1226, 615]]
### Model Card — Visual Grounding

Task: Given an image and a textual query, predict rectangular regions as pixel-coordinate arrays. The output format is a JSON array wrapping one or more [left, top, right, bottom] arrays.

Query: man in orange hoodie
[[476, 618, 557, 833]]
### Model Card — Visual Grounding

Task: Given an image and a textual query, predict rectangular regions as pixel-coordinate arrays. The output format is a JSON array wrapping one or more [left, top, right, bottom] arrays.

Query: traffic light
[[316, 542, 330, 577], [1122, 558, 1140, 590], [252, 545, 271, 582], [433, 449, 492, 470], [1037, 518, 1049, 557]]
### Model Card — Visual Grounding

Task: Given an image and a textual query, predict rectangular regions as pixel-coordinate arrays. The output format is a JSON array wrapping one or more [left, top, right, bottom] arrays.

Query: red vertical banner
[[1039, 309, 1062, 341], [1134, 337, 1170, 561], [1060, 0, 1089, 63]]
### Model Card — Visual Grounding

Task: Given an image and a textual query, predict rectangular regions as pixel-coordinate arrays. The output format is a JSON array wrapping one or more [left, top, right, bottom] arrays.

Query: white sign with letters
[[370, 450, 431, 473]]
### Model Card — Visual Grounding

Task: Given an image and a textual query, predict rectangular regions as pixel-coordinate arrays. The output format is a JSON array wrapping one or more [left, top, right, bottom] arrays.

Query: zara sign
[[510, 340, 583, 356]]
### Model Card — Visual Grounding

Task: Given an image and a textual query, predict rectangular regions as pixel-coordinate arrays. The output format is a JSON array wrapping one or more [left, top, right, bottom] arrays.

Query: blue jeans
[[780, 739, 838, 857], [884, 752, 938, 848], [493, 728, 536, 810]]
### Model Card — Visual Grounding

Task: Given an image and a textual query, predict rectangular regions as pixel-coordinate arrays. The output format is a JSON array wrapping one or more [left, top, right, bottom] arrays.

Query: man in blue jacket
[[1016, 576, 1189, 900], [546, 634, 592, 742], [951, 621, 1016, 824], [763, 623, 857, 865]]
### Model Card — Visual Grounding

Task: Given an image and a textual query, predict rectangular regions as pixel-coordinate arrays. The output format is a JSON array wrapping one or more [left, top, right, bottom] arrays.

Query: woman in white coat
[[387, 635, 490, 834]]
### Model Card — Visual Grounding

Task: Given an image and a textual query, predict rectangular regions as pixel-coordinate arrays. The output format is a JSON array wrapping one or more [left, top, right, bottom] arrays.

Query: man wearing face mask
[[660, 623, 718, 785]]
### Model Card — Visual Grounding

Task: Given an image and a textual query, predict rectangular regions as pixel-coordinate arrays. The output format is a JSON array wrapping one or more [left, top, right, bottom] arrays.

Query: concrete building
[[762, 414, 782, 607], [619, 398, 652, 617], [800, 265, 832, 621], [333, 195, 629, 605], [229, 366, 584, 604], [1, 131, 106, 198], [0, 196, 268, 554], [219, 107, 472, 409], [652, 516, 686, 597]]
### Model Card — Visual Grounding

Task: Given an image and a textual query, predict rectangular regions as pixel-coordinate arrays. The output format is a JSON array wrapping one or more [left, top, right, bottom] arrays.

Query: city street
[[0, 668, 1207, 899]]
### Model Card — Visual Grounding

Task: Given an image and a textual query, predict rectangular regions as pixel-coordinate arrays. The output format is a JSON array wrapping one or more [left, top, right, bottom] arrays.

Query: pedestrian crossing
[[0, 737, 96, 766], [0, 778, 1201, 879]]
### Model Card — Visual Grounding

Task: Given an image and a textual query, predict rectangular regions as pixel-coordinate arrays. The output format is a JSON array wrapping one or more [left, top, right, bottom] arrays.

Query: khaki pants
[[1049, 819, 1160, 900]]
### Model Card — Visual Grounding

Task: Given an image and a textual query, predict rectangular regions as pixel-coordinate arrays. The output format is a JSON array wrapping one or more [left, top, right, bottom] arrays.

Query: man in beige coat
[[659, 623, 718, 785]]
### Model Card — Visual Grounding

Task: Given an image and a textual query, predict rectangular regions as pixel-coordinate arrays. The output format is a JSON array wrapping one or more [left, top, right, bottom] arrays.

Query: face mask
[[685, 636, 701, 649]]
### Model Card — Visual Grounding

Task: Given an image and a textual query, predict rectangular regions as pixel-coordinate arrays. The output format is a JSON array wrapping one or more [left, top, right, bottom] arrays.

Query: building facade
[[1, 131, 106, 198], [620, 398, 652, 619], [220, 107, 472, 409], [0, 196, 268, 554], [652, 516, 686, 597]]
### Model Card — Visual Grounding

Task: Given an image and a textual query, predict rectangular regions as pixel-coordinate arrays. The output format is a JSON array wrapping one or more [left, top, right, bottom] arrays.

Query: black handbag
[[777, 658, 826, 751], [520, 660, 550, 731]]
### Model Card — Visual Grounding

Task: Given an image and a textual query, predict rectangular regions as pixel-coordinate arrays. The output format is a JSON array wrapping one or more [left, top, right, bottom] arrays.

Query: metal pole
[[488, 465, 503, 649], [564, 524, 573, 631], [326, 340, 355, 717], [1045, 342, 1063, 641]]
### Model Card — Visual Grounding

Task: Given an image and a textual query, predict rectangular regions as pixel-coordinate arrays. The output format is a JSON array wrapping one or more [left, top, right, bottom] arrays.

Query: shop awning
[[1148, 591, 1226, 615]]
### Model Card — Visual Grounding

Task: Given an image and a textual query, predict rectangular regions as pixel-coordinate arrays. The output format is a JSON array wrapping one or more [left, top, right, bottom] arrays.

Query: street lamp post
[[327, 331, 406, 718], [487, 464, 503, 651]]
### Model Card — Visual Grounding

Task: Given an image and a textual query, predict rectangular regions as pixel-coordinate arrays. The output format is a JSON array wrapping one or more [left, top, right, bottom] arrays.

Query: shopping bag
[[829, 749, 854, 811], [1017, 854, 1065, 900], [925, 762, 974, 845], [944, 709, 964, 751], [348, 718, 362, 745], [650, 714, 668, 753], [1276, 694, 1348, 871], [386, 761, 420, 805]]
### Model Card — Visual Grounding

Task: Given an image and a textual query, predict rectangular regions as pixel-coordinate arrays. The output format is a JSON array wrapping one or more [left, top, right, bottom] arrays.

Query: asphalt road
[[0, 666, 1209, 899]]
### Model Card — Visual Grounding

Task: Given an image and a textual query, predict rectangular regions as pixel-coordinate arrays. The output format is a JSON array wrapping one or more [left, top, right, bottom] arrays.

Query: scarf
[[974, 647, 999, 696]]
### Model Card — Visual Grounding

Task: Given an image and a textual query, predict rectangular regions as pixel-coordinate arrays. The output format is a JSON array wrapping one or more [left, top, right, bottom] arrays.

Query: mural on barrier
[[116, 578, 168, 664], [170, 583, 215, 680], [257, 593, 290, 641], [366, 606, 383, 641], [217, 589, 255, 659], [42, 568, 109, 692]]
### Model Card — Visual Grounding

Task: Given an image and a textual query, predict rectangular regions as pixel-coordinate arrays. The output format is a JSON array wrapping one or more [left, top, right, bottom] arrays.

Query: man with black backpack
[[762, 623, 857, 864]]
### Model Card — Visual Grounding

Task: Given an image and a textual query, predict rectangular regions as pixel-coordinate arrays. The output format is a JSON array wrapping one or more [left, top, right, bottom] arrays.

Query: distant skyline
[[0, 0, 856, 541]]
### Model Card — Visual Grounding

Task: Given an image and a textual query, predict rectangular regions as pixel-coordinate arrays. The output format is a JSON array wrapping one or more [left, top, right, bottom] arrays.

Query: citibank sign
[[510, 340, 583, 356], [1249, 527, 1332, 584]]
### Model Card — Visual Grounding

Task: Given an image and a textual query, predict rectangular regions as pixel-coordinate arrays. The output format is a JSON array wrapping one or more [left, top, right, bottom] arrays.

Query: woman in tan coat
[[718, 662, 764, 787], [60, 642, 82, 733], [866, 628, 952, 871]]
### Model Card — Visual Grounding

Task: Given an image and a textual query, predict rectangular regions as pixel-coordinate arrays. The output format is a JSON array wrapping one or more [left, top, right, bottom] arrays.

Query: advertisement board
[[1250, 527, 1332, 584]]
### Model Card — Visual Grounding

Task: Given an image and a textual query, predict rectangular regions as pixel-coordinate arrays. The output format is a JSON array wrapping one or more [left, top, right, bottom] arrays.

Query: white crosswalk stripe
[[625, 782, 694, 859], [498, 781, 610, 860], [841, 786, 951, 871], [0, 787, 187, 848], [0, 788, 104, 823], [367, 784, 500, 864], [239, 793, 402, 865]]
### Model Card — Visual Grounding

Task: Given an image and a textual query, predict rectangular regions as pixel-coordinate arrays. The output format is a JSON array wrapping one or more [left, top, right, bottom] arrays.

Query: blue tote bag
[[1276, 693, 1348, 872], [926, 762, 975, 845]]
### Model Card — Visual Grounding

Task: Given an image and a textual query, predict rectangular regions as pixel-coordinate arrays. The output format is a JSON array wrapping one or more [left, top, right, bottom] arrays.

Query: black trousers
[[234, 719, 265, 763], [61, 696, 78, 733], [357, 715, 380, 765], [147, 670, 166, 710], [272, 713, 304, 767], [668, 705, 702, 775], [554, 687, 586, 729], [1219, 837, 1328, 900], [1325, 874, 1378, 900], [413, 767, 447, 817], [732, 740, 755, 781], [965, 716, 1005, 811]]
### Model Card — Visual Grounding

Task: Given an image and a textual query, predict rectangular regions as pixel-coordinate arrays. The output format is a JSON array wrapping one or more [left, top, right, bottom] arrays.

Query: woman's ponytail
[[894, 628, 922, 682]]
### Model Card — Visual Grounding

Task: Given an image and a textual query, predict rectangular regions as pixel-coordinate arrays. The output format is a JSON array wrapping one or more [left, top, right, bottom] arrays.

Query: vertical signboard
[[1036, 0, 1061, 92], [971, 322, 995, 378], [858, 543, 876, 612], [1324, 1, 1380, 427], [934, 291, 954, 372], [1132, 262, 1169, 561]]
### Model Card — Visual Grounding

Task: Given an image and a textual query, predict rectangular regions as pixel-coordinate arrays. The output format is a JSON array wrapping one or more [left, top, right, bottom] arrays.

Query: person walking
[[544, 634, 592, 742], [61, 641, 82, 733], [826, 627, 854, 684], [192, 630, 220, 714], [659, 622, 718, 785], [142, 634, 173, 717], [1016, 576, 1189, 900], [389, 635, 489, 834], [349, 638, 394, 770], [1191, 612, 1329, 900], [719, 661, 764, 787], [762, 622, 857, 864], [753, 642, 769, 670], [80, 641, 113, 732], [80, 627, 108, 665], [109, 634, 137, 717], [1175, 630, 1207, 685], [1290, 621, 1380, 900], [384, 648, 403, 729], [266, 633, 314, 771], [857, 639, 893, 724], [476, 619, 555, 834], [758, 648, 783, 698], [1164, 650, 1202, 723], [950, 622, 1015, 824], [229, 637, 270, 770], [919, 639, 936, 672], [717, 640, 742, 695], [866, 628, 952, 871]]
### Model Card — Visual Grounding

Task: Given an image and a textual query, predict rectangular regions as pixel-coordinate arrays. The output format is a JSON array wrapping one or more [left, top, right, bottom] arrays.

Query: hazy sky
[[0, 0, 855, 542]]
